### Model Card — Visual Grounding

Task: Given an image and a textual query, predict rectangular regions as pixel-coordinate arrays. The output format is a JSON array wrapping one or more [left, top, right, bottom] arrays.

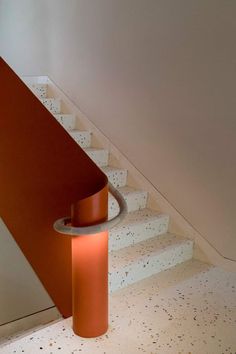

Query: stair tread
[[53, 113, 75, 117], [31, 84, 48, 90], [109, 186, 146, 201], [112, 208, 167, 228], [109, 233, 192, 269], [115, 185, 146, 196], [69, 129, 91, 134], [102, 165, 127, 173], [31, 83, 47, 87], [84, 147, 108, 152], [40, 98, 60, 103]]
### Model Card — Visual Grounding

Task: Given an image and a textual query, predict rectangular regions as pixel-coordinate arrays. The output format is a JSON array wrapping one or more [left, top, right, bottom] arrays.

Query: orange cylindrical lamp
[[71, 185, 108, 338]]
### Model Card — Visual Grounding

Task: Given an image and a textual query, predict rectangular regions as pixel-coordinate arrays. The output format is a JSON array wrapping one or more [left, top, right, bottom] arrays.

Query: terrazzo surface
[[69, 131, 91, 148], [54, 114, 76, 130], [40, 98, 61, 114], [84, 148, 109, 167], [1, 259, 235, 354], [30, 84, 47, 99], [109, 209, 169, 251], [102, 166, 127, 188], [108, 186, 147, 219], [109, 233, 193, 292]]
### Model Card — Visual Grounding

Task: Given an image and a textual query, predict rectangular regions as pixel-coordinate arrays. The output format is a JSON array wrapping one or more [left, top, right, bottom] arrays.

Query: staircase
[[27, 80, 193, 295], [1, 77, 235, 354]]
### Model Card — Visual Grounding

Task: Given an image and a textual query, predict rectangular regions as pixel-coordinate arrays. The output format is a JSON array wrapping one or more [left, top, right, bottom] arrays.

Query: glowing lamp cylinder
[[71, 185, 108, 338]]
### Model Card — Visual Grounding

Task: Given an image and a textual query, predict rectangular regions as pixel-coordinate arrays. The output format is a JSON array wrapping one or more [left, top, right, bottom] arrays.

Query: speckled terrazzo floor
[[1, 259, 235, 354]]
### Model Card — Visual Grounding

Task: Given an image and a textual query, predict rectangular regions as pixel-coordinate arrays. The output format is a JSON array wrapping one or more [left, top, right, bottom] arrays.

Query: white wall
[[0, 0, 235, 265], [0, 219, 53, 325], [46, 0, 236, 261], [0, 0, 48, 75]]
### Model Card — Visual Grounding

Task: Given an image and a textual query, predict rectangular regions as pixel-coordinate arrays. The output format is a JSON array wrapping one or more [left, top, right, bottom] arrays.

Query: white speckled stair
[[30, 83, 47, 98], [27, 82, 194, 296], [54, 114, 76, 130], [40, 98, 61, 114], [109, 209, 169, 251], [109, 186, 148, 219], [109, 233, 193, 293], [69, 130, 92, 148], [102, 166, 128, 187], [84, 147, 109, 167]]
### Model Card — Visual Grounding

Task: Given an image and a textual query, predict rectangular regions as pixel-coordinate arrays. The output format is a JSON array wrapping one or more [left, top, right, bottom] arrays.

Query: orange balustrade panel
[[0, 57, 108, 317]]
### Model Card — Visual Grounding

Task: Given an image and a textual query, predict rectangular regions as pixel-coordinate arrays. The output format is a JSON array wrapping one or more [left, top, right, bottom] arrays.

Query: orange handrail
[[0, 57, 108, 318]]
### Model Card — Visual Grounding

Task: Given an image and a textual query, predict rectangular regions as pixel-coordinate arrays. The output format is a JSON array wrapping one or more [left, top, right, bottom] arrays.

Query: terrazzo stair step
[[30, 83, 48, 99], [109, 233, 193, 293], [102, 166, 128, 188], [109, 208, 169, 251], [54, 114, 76, 130], [84, 147, 109, 167], [69, 130, 92, 148], [108, 186, 148, 219], [40, 98, 61, 114]]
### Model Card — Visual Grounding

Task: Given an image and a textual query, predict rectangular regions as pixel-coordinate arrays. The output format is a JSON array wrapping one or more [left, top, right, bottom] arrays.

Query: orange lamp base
[[71, 185, 108, 338], [72, 232, 108, 337]]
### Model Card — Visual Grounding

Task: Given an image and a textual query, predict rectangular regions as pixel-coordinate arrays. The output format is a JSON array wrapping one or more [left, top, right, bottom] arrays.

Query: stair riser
[[54, 114, 76, 130], [41, 99, 61, 114], [108, 191, 147, 219], [109, 214, 169, 251], [85, 150, 109, 167], [30, 84, 47, 99], [69, 131, 91, 148], [109, 241, 193, 293], [103, 168, 127, 188]]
